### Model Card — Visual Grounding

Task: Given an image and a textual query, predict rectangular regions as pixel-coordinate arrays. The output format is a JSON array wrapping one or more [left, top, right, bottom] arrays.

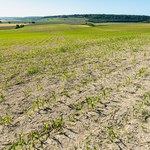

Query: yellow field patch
[[0, 24, 16, 27]]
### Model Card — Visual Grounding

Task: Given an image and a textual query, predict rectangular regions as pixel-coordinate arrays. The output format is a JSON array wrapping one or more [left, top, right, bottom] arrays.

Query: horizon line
[[0, 13, 150, 18]]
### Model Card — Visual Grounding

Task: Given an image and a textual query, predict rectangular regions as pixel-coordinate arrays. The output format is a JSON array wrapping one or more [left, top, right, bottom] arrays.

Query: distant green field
[[0, 23, 149, 63], [0, 17, 87, 25], [0, 23, 150, 149], [1, 23, 150, 39], [39, 17, 87, 24]]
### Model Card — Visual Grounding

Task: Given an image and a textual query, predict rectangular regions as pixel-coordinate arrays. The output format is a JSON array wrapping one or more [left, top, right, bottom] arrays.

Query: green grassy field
[[0, 23, 150, 149], [38, 17, 87, 24], [0, 17, 87, 25]]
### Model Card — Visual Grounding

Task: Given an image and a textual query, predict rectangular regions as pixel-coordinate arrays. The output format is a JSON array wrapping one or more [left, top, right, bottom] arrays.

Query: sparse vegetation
[[0, 23, 150, 149]]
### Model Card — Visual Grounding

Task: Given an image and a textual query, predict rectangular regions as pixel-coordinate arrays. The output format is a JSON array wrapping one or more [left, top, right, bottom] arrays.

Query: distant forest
[[43, 14, 150, 23]]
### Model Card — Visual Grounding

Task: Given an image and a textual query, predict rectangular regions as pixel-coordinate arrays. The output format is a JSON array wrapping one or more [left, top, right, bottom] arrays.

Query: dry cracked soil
[[0, 42, 150, 150]]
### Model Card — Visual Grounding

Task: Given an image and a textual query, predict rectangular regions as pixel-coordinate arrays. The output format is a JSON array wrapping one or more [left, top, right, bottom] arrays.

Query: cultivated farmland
[[0, 23, 150, 149]]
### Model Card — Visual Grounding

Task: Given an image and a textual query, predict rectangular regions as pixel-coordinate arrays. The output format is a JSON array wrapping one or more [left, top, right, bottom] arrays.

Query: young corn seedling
[[68, 114, 76, 122], [131, 56, 137, 65], [31, 97, 45, 111], [135, 67, 147, 78], [116, 83, 122, 92], [8, 134, 26, 150], [86, 146, 91, 150], [81, 78, 91, 86], [61, 88, 69, 97], [140, 109, 150, 122], [3, 78, 8, 90], [0, 113, 12, 126], [142, 91, 150, 106], [17, 134, 26, 149], [27, 131, 40, 148], [43, 121, 51, 134], [144, 52, 147, 58], [86, 97, 98, 109], [107, 126, 116, 142], [27, 64, 39, 75], [86, 146, 97, 150], [15, 77, 25, 85], [0, 91, 5, 102], [22, 87, 31, 98], [51, 91, 57, 102], [52, 114, 64, 130], [75, 102, 83, 110], [124, 76, 131, 86], [101, 87, 110, 99], [8, 142, 18, 150], [36, 82, 43, 90]]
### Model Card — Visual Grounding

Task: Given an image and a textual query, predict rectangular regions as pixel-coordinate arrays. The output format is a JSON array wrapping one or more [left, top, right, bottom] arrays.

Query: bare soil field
[[0, 24, 150, 150]]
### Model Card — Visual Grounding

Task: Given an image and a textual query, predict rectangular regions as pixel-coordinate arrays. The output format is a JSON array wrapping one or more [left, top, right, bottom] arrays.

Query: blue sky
[[0, 0, 150, 17]]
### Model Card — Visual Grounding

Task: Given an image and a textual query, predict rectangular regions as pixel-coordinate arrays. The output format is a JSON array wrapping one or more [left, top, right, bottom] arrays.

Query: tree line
[[43, 14, 150, 23]]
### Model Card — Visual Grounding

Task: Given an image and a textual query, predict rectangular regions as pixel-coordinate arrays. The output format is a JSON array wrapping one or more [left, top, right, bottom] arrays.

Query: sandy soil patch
[[0, 24, 17, 27]]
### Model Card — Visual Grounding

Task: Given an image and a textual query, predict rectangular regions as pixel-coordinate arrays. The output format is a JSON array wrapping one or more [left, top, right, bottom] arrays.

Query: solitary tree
[[0, 21, 2, 23], [15, 24, 24, 29], [15, 24, 20, 29]]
